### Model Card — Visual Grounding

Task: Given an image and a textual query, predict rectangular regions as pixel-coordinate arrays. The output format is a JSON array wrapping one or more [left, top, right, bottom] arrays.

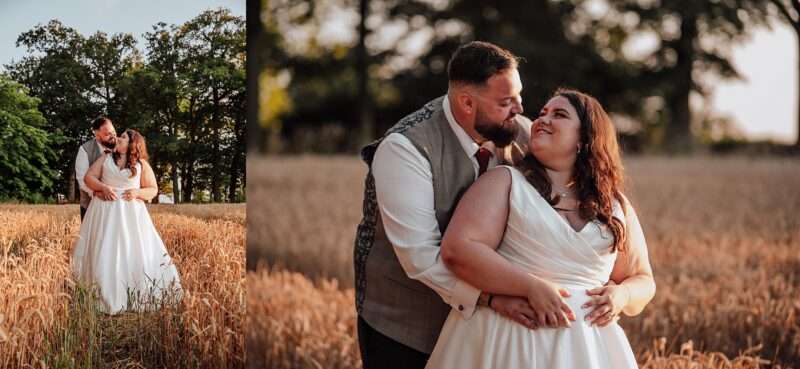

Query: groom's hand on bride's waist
[[99, 186, 118, 201], [486, 294, 572, 330]]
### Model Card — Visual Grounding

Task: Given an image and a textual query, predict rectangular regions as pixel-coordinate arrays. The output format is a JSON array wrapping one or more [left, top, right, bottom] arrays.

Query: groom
[[354, 41, 545, 369], [75, 116, 117, 221]]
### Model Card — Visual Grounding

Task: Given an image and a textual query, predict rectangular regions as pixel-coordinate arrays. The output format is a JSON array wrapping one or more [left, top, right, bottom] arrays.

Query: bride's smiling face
[[530, 96, 582, 165], [115, 132, 130, 153]]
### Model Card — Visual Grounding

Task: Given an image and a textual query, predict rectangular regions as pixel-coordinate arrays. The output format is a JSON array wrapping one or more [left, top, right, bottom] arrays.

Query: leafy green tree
[[82, 31, 142, 120], [178, 8, 245, 201], [0, 75, 59, 202], [6, 20, 99, 199], [227, 82, 247, 202], [137, 22, 187, 202], [5, 10, 246, 203]]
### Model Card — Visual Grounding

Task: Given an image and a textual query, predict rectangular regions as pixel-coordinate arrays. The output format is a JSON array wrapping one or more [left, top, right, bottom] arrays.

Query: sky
[[710, 25, 797, 144], [0, 0, 245, 64], [0, 1, 796, 144]]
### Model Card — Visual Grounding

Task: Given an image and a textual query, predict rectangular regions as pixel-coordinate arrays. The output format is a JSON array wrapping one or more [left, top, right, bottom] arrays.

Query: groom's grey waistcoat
[[355, 96, 530, 353], [79, 140, 104, 209], [355, 97, 475, 353], [354, 96, 484, 353]]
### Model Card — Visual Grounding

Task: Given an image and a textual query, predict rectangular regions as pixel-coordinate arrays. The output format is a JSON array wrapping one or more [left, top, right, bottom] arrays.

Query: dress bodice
[[101, 154, 142, 192], [497, 166, 625, 289]]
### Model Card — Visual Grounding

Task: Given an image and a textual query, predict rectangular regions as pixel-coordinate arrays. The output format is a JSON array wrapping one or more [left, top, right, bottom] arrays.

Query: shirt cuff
[[450, 279, 481, 320]]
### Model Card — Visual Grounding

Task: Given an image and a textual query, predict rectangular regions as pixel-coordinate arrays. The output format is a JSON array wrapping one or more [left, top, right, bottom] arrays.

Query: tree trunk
[[227, 148, 242, 203], [168, 116, 181, 203], [228, 114, 245, 202], [184, 100, 198, 203], [183, 160, 194, 203], [171, 165, 181, 204], [67, 172, 76, 202], [247, 0, 263, 153], [211, 88, 222, 202], [212, 131, 221, 202], [150, 159, 160, 204], [354, 0, 373, 152], [664, 12, 697, 153]]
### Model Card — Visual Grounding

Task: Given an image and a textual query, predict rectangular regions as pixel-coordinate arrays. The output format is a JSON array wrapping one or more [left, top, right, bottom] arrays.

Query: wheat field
[[247, 155, 800, 369], [0, 203, 245, 369]]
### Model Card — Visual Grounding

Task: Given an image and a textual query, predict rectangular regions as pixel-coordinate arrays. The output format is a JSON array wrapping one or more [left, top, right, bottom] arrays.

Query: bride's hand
[[100, 185, 118, 201], [582, 284, 630, 327], [526, 276, 575, 328], [122, 189, 139, 201]]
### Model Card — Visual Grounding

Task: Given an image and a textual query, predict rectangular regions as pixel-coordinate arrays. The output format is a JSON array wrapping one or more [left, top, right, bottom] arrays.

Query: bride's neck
[[545, 167, 574, 189]]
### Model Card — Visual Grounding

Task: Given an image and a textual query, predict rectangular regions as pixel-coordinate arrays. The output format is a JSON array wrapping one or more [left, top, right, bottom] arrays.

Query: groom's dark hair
[[91, 116, 112, 131], [447, 41, 520, 86]]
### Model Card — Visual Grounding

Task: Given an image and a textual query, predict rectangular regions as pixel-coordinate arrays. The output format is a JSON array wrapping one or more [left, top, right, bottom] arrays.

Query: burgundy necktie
[[476, 147, 492, 176]]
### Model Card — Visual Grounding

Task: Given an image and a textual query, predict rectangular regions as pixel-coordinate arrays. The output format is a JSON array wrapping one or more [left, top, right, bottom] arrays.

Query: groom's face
[[473, 68, 524, 148], [94, 122, 117, 148]]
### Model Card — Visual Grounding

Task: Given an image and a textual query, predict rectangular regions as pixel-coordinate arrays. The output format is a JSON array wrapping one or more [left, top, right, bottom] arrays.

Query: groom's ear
[[455, 92, 475, 114]]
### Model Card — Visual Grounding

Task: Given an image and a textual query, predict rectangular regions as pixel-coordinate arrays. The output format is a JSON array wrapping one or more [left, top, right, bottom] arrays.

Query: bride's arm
[[584, 198, 656, 325], [85, 155, 108, 191], [608, 201, 656, 316], [136, 160, 158, 201], [441, 167, 575, 327], [85, 154, 116, 201]]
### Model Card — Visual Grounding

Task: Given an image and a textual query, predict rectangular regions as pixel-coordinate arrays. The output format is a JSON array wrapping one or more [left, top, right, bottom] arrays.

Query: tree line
[[0, 8, 245, 203], [251, 0, 799, 155]]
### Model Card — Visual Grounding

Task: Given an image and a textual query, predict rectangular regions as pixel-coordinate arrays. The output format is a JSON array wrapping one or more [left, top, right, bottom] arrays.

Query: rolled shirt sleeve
[[372, 133, 482, 319]]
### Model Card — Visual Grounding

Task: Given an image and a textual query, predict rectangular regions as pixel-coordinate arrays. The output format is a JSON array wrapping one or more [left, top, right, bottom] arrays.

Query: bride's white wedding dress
[[425, 166, 638, 369], [72, 155, 182, 314]]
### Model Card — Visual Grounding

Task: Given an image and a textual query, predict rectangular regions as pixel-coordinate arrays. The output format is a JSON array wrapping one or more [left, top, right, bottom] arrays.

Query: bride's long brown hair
[[113, 129, 148, 178], [518, 88, 628, 252]]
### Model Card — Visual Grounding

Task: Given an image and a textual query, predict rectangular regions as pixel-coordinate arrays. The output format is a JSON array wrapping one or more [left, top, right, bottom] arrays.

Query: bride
[[72, 129, 182, 314], [426, 88, 656, 369]]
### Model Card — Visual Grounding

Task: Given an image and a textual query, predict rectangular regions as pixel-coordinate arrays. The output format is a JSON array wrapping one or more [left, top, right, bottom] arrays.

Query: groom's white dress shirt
[[372, 96, 498, 320], [75, 139, 106, 202]]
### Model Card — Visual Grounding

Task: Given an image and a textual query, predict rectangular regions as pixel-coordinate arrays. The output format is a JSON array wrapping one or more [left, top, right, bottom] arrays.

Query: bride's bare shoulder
[[92, 153, 110, 166], [470, 166, 513, 195]]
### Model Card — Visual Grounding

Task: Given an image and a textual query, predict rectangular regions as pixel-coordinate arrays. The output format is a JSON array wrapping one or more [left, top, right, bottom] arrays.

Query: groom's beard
[[102, 138, 116, 150], [475, 111, 519, 148]]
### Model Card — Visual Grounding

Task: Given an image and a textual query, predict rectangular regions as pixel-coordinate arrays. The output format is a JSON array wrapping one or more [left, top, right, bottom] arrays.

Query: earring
[[577, 145, 581, 154]]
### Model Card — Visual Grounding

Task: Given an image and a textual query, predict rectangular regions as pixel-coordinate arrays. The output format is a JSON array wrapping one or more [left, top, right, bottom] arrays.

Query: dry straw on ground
[[0, 203, 245, 369], [248, 155, 800, 369]]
